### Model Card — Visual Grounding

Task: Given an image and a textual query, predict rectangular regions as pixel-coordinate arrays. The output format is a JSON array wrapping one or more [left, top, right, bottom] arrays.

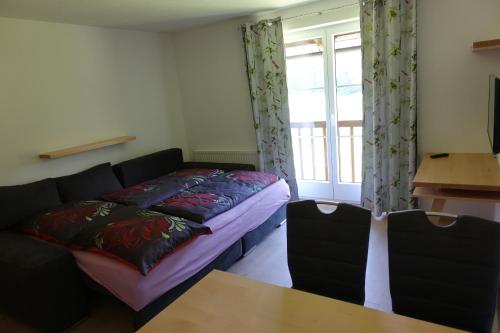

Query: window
[[286, 38, 328, 181], [334, 32, 362, 183]]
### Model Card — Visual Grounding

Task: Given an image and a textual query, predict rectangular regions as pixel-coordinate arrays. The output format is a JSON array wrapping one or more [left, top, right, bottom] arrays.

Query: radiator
[[191, 150, 259, 168]]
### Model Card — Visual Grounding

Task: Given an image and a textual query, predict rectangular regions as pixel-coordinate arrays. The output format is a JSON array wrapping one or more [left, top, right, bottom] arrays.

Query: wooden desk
[[413, 153, 500, 212], [137, 270, 464, 333]]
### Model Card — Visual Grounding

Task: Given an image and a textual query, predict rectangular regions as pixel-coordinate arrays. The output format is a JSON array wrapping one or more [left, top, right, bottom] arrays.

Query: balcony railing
[[291, 121, 328, 181], [337, 120, 362, 183], [291, 120, 362, 183]]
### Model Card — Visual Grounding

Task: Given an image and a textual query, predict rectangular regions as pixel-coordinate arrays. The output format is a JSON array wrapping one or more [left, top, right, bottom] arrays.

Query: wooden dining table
[[137, 270, 465, 333]]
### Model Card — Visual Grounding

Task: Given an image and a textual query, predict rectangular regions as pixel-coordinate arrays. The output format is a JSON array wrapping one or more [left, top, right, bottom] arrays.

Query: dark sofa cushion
[[113, 148, 184, 187], [0, 232, 88, 332], [56, 163, 123, 202], [0, 178, 61, 230]]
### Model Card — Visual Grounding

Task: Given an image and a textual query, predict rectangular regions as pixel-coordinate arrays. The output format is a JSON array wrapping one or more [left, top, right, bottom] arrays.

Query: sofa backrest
[[55, 163, 123, 203], [112, 148, 184, 187], [0, 178, 62, 230]]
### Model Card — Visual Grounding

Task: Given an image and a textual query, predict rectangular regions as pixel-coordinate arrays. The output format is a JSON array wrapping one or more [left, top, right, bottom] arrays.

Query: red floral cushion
[[101, 168, 224, 208], [19, 201, 211, 275], [153, 171, 279, 222], [18, 201, 121, 244], [86, 209, 211, 274]]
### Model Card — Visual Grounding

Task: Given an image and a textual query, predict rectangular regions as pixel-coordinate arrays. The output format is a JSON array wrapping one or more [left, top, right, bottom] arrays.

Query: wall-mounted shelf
[[39, 135, 136, 159], [472, 38, 500, 51]]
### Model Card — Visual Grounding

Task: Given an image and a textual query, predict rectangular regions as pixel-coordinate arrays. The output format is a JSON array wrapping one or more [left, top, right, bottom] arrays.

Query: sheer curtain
[[360, 0, 417, 215], [242, 18, 298, 199]]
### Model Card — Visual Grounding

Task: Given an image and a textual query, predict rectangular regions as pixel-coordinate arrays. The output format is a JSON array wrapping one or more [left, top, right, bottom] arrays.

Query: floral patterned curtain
[[360, 0, 417, 216], [242, 18, 298, 200]]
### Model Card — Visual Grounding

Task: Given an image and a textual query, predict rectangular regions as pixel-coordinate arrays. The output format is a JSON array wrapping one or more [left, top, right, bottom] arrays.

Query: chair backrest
[[387, 210, 500, 333], [286, 200, 371, 305]]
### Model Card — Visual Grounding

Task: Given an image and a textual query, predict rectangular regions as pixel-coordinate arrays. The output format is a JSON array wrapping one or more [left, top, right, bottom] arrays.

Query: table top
[[413, 153, 500, 191], [137, 270, 465, 333]]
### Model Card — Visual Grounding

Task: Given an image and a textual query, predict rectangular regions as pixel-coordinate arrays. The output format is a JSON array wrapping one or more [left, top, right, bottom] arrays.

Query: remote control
[[430, 153, 449, 159]]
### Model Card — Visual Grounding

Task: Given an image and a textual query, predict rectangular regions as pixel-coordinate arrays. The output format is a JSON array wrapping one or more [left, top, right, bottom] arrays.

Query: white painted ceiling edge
[[0, 0, 327, 32], [168, 0, 360, 37], [253, 0, 359, 32]]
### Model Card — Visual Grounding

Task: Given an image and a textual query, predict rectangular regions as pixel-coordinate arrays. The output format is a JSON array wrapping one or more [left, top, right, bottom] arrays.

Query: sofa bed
[[0, 148, 290, 332]]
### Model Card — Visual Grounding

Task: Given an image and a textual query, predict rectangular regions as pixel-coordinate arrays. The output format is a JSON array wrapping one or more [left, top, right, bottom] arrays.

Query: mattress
[[72, 179, 290, 311]]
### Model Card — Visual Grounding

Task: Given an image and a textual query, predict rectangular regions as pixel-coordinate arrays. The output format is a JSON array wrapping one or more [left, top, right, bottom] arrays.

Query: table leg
[[430, 198, 446, 212], [429, 199, 447, 225]]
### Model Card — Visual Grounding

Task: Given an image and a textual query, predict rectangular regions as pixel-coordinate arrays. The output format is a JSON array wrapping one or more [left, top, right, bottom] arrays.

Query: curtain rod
[[281, 2, 360, 22]]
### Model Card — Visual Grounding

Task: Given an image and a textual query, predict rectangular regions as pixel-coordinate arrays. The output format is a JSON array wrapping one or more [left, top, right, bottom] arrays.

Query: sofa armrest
[[184, 162, 256, 172], [0, 232, 71, 268], [0, 232, 88, 332]]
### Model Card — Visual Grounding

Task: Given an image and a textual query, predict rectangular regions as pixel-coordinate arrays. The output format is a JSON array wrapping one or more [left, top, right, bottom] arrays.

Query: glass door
[[286, 35, 333, 199], [329, 31, 362, 202], [285, 20, 361, 202]]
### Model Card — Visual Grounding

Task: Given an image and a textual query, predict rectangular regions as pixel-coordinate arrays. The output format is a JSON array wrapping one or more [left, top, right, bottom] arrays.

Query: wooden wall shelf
[[39, 136, 136, 159], [472, 38, 500, 51]]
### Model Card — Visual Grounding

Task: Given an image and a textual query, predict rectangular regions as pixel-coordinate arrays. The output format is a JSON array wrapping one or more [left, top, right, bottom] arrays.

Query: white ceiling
[[0, 0, 318, 32]]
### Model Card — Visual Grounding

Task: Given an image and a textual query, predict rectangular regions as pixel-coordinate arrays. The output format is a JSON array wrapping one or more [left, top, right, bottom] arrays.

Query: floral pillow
[[101, 168, 224, 208], [221, 171, 279, 188], [18, 200, 121, 244], [19, 202, 212, 275], [81, 209, 212, 275], [152, 171, 279, 223]]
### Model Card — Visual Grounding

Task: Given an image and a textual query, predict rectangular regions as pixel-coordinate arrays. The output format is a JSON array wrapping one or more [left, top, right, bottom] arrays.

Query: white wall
[[173, 17, 257, 152], [418, 0, 500, 154], [417, 0, 500, 220], [0, 17, 188, 185]]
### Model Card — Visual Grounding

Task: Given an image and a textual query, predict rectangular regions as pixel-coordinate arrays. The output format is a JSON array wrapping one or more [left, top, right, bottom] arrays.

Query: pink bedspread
[[72, 179, 290, 311]]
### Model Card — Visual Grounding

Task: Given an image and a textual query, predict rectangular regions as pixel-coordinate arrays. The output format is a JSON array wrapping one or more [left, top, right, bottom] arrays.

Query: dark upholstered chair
[[387, 210, 500, 333], [286, 200, 371, 305]]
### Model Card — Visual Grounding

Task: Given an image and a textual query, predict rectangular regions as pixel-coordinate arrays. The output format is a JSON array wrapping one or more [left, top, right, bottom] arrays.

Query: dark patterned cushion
[[82, 209, 212, 275], [153, 171, 279, 222], [18, 201, 122, 244], [101, 168, 223, 208], [221, 170, 278, 188], [19, 201, 211, 275]]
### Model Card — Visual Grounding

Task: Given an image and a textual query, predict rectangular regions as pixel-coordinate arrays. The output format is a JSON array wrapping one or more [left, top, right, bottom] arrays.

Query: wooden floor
[[2, 209, 498, 332]]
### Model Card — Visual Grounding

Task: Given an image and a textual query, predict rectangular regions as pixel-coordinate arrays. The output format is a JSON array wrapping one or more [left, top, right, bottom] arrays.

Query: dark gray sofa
[[0, 148, 286, 331]]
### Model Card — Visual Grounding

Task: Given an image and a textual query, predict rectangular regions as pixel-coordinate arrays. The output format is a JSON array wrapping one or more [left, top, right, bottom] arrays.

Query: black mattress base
[[242, 204, 286, 254]]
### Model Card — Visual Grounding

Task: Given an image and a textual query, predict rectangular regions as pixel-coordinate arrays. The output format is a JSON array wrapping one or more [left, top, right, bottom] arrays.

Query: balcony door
[[285, 20, 361, 202]]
